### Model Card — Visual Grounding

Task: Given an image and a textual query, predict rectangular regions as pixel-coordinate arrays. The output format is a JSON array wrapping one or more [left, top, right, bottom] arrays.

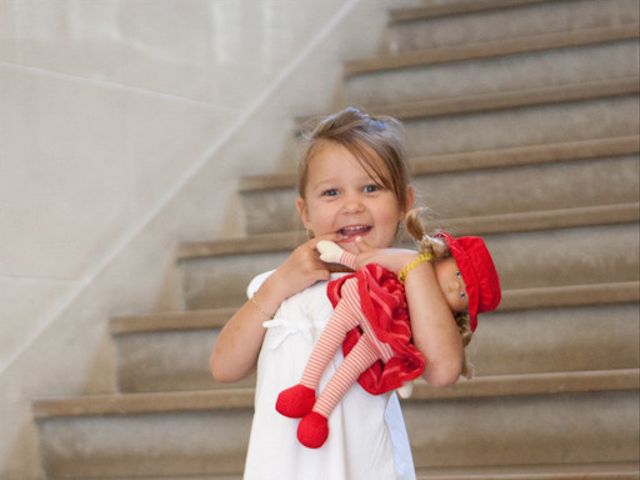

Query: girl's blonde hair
[[405, 208, 474, 379], [298, 106, 411, 212]]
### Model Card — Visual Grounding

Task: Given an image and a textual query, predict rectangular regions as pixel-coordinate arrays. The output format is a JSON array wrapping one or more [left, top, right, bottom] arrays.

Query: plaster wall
[[0, 0, 416, 477]]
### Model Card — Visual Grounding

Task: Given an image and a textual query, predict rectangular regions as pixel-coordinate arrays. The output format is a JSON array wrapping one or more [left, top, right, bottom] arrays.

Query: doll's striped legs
[[312, 333, 379, 417], [297, 334, 380, 448], [276, 279, 361, 418]]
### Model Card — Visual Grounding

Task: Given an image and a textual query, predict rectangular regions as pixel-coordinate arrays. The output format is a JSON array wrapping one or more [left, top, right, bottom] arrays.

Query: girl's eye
[[322, 189, 338, 197], [364, 184, 381, 193]]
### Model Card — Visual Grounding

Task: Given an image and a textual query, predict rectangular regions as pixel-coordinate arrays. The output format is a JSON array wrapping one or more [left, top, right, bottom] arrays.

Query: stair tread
[[32, 368, 640, 419], [414, 462, 640, 479], [389, 0, 551, 23], [110, 308, 234, 334], [177, 203, 640, 260], [110, 281, 639, 335], [239, 136, 640, 191], [346, 24, 640, 75]]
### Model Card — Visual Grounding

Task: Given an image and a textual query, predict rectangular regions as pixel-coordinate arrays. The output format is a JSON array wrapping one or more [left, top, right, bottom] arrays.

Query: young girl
[[210, 107, 471, 480]]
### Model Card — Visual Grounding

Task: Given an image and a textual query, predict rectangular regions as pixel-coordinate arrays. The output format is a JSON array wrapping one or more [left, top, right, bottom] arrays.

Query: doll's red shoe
[[276, 384, 316, 418], [297, 411, 329, 448]]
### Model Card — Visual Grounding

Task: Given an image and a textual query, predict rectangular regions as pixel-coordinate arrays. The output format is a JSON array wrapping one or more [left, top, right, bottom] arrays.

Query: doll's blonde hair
[[297, 106, 411, 212], [405, 207, 475, 379]]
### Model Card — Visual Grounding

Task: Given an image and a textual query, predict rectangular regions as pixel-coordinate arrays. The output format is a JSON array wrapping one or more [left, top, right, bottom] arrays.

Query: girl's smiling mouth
[[338, 225, 372, 241]]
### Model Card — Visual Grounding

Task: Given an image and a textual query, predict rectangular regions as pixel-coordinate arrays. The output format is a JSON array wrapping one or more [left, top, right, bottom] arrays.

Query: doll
[[276, 232, 501, 449]]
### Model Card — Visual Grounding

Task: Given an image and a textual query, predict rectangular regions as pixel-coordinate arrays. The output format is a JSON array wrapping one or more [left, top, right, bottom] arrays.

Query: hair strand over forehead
[[298, 106, 411, 211]]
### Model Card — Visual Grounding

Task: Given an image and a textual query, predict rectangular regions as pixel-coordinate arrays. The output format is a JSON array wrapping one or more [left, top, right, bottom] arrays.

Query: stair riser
[[385, 0, 639, 53], [39, 411, 250, 478], [347, 41, 639, 106], [38, 390, 638, 477], [115, 330, 255, 393], [405, 390, 639, 468], [473, 303, 640, 375], [401, 97, 639, 157], [241, 155, 639, 234], [113, 304, 638, 393], [181, 223, 640, 309]]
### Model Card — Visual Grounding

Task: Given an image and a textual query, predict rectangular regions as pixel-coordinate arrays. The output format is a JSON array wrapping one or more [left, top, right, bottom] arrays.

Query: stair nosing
[[109, 281, 639, 335], [388, 0, 551, 23], [238, 136, 640, 192], [110, 308, 235, 335], [414, 462, 640, 480], [32, 368, 640, 419], [177, 203, 640, 260], [346, 24, 640, 75], [409, 369, 640, 401]]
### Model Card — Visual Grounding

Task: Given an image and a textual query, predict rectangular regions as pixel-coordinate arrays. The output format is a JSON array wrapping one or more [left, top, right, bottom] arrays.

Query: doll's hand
[[316, 240, 344, 264], [264, 233, 345, 302], [352, 237, 417, 274]]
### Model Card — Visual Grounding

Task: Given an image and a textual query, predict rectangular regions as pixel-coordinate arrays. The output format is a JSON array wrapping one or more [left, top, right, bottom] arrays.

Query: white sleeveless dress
[[242, 271, 416, 480]]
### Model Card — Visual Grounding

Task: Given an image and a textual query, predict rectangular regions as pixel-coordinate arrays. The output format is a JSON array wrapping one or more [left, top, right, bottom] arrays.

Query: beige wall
[[0, 0, 417, 477]]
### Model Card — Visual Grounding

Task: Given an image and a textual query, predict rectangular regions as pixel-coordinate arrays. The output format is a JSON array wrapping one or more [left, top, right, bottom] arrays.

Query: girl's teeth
[[341, 226, 370, 235]]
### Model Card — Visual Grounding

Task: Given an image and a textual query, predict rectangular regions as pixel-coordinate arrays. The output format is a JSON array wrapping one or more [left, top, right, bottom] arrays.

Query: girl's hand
[[352, 237, 418, 273], [262, 232, 345, 302]]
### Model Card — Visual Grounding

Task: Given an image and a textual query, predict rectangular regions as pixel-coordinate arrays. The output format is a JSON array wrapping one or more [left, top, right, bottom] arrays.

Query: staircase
[[32, 1, 640, 478]]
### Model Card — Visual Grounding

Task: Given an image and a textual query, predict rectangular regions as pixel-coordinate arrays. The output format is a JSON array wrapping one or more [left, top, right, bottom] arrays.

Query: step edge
[[388, 0, 550, 23], [32, 368, 639, 419], [414, 461, 640, 480], [110, 308, 236, 335]]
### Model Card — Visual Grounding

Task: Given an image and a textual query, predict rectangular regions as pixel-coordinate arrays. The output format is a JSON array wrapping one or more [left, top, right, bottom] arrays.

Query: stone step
[[401, 95, 638, 158], [240, 148, 639, 234], [32, 369, 640, 477], [385, 0, 639, 53], [354, 76, 640, 121], [178, 218, 640, 309], [240, 135, 639, 190], [345, 39, 639, 108], [239, 136, 639, 234], [110, 283, 638, 392], [346, 24, 639, 75], [111, 309, 255, 393], [414, 463, 640, 480], [46, 463, 640, 480], [474, 302, 640, 376]]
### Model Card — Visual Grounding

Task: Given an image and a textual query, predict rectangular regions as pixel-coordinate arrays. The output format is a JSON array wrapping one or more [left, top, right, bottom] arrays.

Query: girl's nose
[[342, 193, 365, 213]]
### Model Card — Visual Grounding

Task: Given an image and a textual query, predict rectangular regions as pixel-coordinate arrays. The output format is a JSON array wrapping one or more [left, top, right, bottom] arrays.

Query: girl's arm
[[351, 237, 463, 387], [209, 233, 344, 383], [403, 261, 464, 386]]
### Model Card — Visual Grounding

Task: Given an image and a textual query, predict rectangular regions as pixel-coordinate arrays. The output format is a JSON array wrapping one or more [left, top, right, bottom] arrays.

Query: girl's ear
[[404, 186, 417, 214], [296, 196, 310, 229]]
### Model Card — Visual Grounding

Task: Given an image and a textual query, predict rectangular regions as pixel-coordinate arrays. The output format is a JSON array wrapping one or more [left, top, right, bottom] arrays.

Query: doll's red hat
[[436, 232, 501, 331]]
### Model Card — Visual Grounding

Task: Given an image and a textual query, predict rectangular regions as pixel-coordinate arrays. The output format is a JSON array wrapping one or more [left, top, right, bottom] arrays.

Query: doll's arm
[[317, 240, 358, 271]]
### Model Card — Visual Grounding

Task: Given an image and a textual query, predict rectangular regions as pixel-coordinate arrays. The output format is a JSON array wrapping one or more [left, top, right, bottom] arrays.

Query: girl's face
[[296, 141, 414, 254]]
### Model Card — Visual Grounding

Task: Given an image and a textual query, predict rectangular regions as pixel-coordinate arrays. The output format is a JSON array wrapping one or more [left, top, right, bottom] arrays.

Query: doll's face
[[296, 141, 413, 254], [434, 256, 468, 313]]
